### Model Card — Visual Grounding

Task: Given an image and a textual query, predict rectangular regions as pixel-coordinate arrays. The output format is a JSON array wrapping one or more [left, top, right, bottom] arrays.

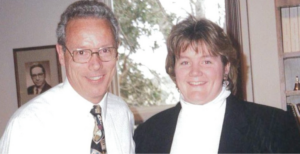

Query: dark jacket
[[27, 82, 52, 95], [134, 95, 300, 153]]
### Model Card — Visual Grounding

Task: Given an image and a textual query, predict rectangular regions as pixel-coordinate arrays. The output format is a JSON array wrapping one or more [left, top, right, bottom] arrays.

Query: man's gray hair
[[56, 0, 119, 47]]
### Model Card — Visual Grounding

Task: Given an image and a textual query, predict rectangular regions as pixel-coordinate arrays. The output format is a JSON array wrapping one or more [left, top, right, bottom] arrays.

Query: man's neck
[[36, 82, 46, 89]]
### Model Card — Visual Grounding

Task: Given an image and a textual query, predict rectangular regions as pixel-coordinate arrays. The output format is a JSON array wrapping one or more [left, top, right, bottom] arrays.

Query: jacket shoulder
[[141, 103, 180, 127], [134, 103, 181, 153], [225, 95, 300, 153], [227, 95, 286, 116]]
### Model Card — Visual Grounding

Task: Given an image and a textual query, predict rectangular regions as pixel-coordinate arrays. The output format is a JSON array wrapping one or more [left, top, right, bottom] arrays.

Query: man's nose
[[89, 54, 103, 71]]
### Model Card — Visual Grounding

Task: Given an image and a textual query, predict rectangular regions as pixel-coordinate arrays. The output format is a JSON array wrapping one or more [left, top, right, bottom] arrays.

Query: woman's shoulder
[[134, 103, 181, 151], [135, 103, 181, 131], [145, 103, 180, 123], [227, 95, 287, 122]]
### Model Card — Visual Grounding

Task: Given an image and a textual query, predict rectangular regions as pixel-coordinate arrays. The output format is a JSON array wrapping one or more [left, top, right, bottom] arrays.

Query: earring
[[223, 74, 229, 87]]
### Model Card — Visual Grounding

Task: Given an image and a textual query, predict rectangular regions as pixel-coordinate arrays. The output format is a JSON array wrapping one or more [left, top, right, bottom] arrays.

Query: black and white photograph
[[13, 45, 62, 107]]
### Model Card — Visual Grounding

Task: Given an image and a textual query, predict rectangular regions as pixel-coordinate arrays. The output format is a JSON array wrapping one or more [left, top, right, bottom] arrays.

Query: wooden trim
[[275, 0, 300, 8], [274, 0, 287, 109], [286, 90, 300, 97], [283, 51, 300, 59], [225, 0, 246, 100], [109, 70, 120, 96], [274, 0, 300, 109]]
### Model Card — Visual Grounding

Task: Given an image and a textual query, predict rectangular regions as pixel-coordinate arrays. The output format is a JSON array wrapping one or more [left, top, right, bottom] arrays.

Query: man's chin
[[35, 84, 43, 88]]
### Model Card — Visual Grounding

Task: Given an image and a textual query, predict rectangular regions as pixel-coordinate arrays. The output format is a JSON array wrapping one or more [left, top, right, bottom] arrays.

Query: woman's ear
[[225, 63, 230, 74]]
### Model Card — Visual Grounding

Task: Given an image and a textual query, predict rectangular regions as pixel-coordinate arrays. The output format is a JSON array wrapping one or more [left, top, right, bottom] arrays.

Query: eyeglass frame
[[31, 73, 45, 78], [63, 46, 118, 64]]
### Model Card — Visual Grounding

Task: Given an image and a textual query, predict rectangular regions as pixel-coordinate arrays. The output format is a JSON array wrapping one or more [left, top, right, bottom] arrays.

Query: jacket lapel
[[161, 103, 182, 152], [218, 95, 249, 153]]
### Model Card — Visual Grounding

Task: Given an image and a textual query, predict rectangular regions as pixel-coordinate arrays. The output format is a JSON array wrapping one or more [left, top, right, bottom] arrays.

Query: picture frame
[[13, 45, 62, 107]]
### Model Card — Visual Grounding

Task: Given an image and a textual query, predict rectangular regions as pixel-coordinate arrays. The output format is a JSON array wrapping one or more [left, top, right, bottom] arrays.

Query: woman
[[133, 16, 300, 153]]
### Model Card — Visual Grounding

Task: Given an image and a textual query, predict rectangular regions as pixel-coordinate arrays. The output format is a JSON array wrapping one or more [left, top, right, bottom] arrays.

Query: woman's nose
[[189, 64, 202, 76]]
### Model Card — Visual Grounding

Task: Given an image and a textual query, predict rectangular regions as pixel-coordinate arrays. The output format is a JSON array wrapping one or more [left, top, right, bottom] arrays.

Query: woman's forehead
[[178, 43, 214, 56]]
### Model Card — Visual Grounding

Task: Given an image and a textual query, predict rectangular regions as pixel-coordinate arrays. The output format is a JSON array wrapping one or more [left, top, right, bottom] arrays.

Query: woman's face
[[175, 44, 230, 105]]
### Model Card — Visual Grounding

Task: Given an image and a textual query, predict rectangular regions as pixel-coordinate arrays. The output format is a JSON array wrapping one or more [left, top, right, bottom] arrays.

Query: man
[[0, 1, 135, 154], [27, 63, 52, 95]]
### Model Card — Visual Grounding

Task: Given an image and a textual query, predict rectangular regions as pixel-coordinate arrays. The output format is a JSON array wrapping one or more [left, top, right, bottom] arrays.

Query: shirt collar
[[99, 93, 108, 121], [180, 86, 231, 111], [61, 78, 108, 119]]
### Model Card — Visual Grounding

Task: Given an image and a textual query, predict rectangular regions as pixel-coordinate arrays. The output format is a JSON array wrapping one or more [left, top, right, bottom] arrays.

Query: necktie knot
[[90, 105, 101, 116], [35, 87, 39, 95]]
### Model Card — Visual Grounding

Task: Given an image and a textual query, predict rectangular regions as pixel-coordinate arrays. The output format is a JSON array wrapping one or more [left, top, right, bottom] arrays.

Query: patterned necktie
[[90, 105, 106, 154], [35, 87, 39, 95]]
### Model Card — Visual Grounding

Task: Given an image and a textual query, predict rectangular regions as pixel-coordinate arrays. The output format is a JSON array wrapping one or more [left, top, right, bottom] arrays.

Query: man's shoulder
[[106, 93, 132, 111], [27, 85, 35, 89], [107, 93, 127, 105], [43, 82, 52, 90], [27, 85, 35, 93], [8, 97, 54, 128], [15, 84, 64, 118]]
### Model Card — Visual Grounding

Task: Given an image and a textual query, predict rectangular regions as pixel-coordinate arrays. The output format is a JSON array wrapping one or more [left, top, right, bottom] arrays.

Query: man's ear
[[56, 44, 65, 66]]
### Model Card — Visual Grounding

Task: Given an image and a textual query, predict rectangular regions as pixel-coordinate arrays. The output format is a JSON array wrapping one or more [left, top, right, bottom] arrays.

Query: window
[[111, 0, 229, 123]]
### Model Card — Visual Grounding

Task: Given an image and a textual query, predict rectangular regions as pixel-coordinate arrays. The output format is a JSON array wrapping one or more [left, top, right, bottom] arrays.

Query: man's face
[[31, 67, 46, 87], [56, 18, 117, 104]]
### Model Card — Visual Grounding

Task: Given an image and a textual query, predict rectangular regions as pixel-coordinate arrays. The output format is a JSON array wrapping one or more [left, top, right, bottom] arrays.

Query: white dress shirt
[[0, 79, 135, 154], [170, 87, 230, 154]]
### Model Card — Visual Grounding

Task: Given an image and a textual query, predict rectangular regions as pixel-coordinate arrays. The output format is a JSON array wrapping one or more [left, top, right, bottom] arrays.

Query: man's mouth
[[88, 76, 103, 81]]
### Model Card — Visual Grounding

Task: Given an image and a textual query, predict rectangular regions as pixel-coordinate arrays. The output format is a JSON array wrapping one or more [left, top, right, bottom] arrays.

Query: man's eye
[[101, 48, 110, 54], [78, 50, 85, 55]]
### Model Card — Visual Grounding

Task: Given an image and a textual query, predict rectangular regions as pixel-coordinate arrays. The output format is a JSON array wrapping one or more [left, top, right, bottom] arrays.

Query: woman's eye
[[180, 61, 188, 65], [203, 60, 212, 64]]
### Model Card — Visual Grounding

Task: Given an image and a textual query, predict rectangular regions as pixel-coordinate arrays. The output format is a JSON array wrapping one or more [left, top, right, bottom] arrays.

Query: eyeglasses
[[64, 46, 118, 63], [31, 73, 44, 78]]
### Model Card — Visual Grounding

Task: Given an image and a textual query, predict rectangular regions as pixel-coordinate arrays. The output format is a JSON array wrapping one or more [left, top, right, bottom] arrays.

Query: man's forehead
[[32, 67, 43, 72]]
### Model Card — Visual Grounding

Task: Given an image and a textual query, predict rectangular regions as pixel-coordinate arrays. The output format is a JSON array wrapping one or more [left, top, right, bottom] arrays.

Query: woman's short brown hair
[[165, 16, 239, 94]]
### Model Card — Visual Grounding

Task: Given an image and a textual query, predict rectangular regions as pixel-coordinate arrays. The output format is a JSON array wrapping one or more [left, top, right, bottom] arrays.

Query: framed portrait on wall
[[13, 45, 62, 107]]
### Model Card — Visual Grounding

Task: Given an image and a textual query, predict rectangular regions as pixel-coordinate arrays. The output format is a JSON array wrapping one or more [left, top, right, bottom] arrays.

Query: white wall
[[244, 0, 282, 109], [0, 0, 282, 137], [0, 0, 75, 137]]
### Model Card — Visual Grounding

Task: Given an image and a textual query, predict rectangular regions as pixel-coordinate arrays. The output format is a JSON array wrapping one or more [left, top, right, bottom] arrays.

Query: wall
[[0, 0, 282, 137], [0, 0, 75, 137], [244, 0, 282, 108]]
